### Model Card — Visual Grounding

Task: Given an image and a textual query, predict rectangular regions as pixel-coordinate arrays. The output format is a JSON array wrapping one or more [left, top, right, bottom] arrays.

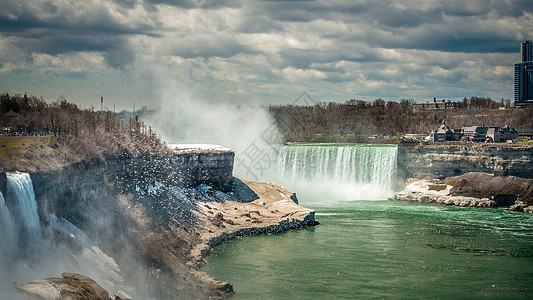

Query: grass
[[0, 136, 46, 156], [0, 136, 60, 172]]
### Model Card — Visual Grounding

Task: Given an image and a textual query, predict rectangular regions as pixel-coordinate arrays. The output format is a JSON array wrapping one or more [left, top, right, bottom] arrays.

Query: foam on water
[[275, 143, 398, 202]]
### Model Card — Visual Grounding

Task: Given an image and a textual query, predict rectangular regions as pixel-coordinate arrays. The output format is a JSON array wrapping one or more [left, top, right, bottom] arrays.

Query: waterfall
[[0, 191, 17, 260], [0, 173, 42, 260], [5, 173, 42, 253], [276, 143, 398, 202]]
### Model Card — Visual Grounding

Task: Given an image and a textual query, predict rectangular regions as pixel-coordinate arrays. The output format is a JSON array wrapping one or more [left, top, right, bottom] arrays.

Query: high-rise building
[[515, 40, 533, 107], [522, 40, 533, 63]]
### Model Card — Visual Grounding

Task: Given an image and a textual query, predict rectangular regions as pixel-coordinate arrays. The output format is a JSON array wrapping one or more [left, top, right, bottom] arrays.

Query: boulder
[[15, 272, 111, 300]]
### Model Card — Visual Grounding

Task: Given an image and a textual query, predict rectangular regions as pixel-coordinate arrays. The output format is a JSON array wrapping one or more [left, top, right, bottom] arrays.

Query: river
[[204, 144, 533, 299]]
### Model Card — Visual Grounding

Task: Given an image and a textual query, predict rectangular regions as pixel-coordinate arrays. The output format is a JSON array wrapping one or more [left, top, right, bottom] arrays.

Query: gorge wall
[[397, 144, 533, 180], [1, 147, 238, 299], [2, 144, 316, 299], [30, 148, 235, 250]]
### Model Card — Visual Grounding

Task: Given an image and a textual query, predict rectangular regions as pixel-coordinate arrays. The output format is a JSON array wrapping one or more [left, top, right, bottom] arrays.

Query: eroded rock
[[15, 272, 111, 300]]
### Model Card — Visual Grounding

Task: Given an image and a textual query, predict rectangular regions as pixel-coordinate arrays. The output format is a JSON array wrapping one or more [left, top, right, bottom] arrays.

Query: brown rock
[[15, 272, 111, 300]]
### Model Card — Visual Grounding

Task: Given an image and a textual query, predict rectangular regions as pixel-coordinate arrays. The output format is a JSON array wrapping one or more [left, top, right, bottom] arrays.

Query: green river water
[[204, 200, 533, 299], [209, 144, 533, 299]]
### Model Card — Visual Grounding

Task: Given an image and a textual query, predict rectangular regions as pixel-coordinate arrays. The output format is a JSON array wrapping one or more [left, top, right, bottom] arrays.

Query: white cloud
[[0, 0, 531, 107]]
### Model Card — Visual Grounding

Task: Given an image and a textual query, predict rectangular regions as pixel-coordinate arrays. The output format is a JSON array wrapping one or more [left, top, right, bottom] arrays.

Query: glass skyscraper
[[515, 40, 533, 107], [522, 40, 533, 63]]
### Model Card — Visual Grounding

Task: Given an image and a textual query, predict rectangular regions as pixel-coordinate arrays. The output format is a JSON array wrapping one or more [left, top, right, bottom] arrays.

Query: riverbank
[[391, 172, 533, 213], [192, 179, 316, 268], [3, 143, 317, 299]]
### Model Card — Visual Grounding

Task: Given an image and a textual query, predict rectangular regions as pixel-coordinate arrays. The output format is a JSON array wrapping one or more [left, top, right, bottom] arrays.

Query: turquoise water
[[203, 201, 533, 299]]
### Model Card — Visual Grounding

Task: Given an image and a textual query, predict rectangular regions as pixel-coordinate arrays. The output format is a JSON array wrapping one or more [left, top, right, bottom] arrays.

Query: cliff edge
[[6, 145, 316, 299]]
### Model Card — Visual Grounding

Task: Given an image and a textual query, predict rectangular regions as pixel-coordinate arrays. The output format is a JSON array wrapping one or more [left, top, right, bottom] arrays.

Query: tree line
[[0, 92, 168, 161], [269, 97, 533, 143]]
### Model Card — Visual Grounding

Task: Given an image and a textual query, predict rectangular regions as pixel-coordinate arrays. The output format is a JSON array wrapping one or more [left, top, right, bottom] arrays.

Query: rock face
[[22, 147, 316, 299], [397, 144, 533, 180], [0, 170, 6, 197], [391, 178, 497, 208], [15, 272, 111, 300], [391, 172, 533, 212]]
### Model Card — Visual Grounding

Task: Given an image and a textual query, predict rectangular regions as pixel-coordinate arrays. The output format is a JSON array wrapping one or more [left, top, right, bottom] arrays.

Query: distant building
[[522, 40, 533, 62], [1, 110, 20, 125], [429, 121, 518, 143], [462, 126, 489, 142], [429, 121, 461, 142], [515, 40, 533, 107], [486, 126, 518, 142]]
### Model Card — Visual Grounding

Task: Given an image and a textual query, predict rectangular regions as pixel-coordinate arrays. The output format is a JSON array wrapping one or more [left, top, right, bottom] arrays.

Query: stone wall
[[397, 144, 533, 180]]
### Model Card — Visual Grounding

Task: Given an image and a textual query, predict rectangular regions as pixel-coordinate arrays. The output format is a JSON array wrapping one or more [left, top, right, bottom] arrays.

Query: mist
[[141, 77, 400, 204], [144, 76, 282, 182], [0, 173, 147, 299]]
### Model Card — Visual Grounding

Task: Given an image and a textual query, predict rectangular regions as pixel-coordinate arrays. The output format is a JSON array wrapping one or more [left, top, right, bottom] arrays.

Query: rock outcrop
[[15, 272, 112, 300], [16, 146, 316, 299], [391, 172, 533, 213], [191, 179, 317, 268], [390, 178, 497, 208], [397, 144, 533, 180]]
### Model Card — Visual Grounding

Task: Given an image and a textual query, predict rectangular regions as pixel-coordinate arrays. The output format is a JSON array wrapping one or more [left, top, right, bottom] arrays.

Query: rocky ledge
[[180, 180, 317, 298], [391, 172, 533, 213], [391, 179, 497, 208], [15, 272, 132, 300], [191, 179, 317, 268]]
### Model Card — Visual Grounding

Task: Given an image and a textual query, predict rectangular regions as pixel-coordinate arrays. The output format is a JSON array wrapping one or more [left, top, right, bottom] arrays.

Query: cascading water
[[0, 173, 127, 298], [276, 143, 398, 202], [0, 191, 17, 261], [0, 173, 43, 299], [3, 173, 42, 257]]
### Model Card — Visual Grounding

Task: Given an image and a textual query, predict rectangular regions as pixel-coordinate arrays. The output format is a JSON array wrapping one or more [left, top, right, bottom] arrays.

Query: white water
[[0, 191, 17, 263], [0, 173, 129, 298], [5, 173, 42, 257], [275, 144, 398, 203]]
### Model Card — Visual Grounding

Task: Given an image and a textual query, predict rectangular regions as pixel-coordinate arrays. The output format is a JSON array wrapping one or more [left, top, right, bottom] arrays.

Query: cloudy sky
[[0, 0, 531, 109]]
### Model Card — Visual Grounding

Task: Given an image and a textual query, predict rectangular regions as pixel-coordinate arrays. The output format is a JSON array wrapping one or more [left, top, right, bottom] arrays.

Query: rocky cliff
[[5, 146, 316, 299], [397, 144, 533, 180]]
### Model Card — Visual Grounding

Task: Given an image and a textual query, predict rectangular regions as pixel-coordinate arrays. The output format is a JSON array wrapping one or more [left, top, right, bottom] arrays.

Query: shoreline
[[189, 180, 318, 296], [391, 173, 533, 213]]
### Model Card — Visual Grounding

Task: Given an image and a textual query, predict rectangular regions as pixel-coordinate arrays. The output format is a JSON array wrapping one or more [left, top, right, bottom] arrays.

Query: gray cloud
[[169, 35, 257, 59], [0, 0, 158, 69], [0, 0, 531, 104]]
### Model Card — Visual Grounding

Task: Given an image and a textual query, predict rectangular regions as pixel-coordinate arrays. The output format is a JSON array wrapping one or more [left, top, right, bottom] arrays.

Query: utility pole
[[100, 96, 103, 114]]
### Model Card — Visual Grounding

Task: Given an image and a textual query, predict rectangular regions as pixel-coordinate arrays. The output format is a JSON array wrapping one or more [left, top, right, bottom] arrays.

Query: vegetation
[[269, 97, 533, 143], [0, 92, 169, 171]]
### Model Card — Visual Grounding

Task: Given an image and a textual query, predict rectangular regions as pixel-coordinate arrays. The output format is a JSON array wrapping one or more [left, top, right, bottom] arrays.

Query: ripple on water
[[204, 201, 533, 299]]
